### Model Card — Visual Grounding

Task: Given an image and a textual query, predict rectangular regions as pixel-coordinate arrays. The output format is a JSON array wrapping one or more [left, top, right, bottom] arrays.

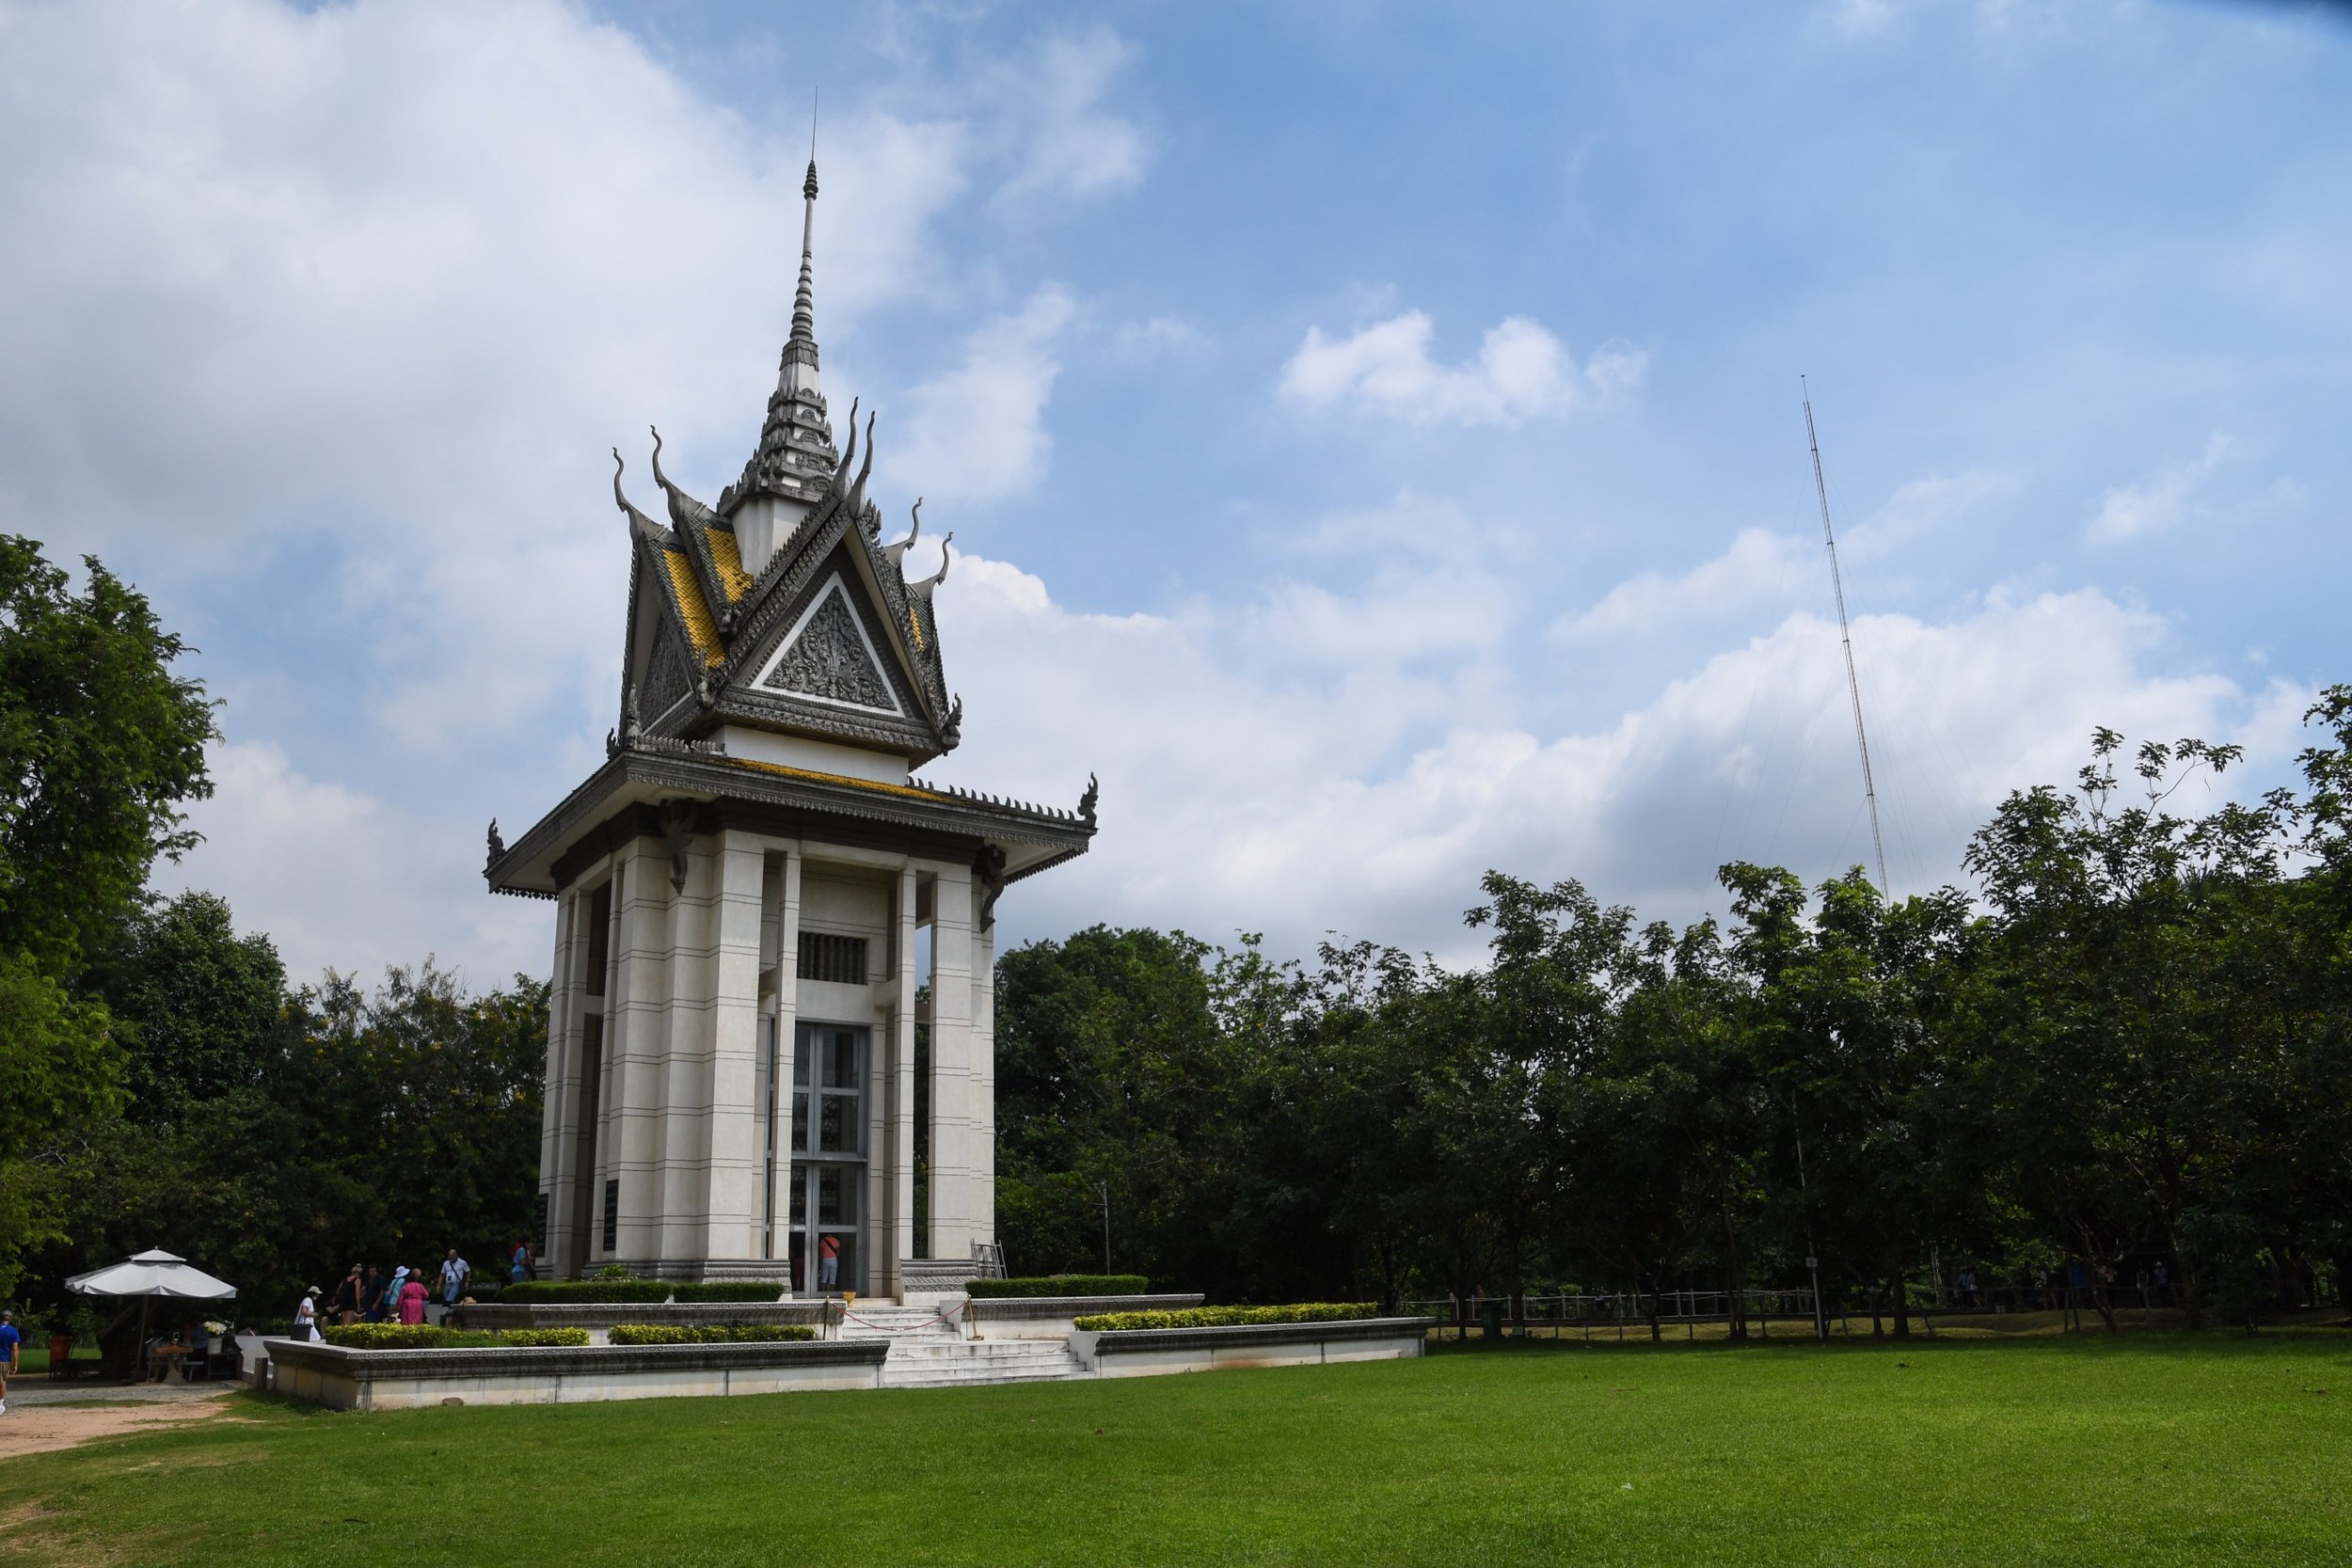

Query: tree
[[92, 892, 287, 1125], [1725, 863, 1977, 1337], [0, 536, 216, 975], [1963, 729, 2300, 1327], [0, 536, 215, 1294]]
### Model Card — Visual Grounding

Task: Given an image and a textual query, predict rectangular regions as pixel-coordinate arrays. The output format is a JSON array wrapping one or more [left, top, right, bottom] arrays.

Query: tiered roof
[[485, 156, 1095, 904]]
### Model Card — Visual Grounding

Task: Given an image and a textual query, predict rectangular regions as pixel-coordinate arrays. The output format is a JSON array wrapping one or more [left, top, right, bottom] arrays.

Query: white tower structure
[[485, 160, 1097, 1297]]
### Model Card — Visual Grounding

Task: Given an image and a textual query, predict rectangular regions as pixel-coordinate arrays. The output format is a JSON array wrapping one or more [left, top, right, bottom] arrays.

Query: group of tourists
[[290, 1242, 533, 1339]]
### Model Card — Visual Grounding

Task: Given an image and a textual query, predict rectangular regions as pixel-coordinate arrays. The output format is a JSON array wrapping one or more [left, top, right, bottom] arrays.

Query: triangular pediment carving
[[752, 573, 904, 717]]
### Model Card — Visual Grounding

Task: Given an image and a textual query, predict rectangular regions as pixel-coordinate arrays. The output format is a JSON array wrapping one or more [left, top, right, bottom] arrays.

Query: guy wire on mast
[[1802, 377, 1890, 898]]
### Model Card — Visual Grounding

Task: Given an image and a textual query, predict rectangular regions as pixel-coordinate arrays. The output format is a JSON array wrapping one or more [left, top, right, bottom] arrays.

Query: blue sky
[[3, 0, 2345, 984]]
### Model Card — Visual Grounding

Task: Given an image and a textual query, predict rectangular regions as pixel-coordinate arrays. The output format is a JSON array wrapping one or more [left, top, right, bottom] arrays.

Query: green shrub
[[323, 1323, 497, 1350], [1073, 1303, 1380, 1332], [673, 1283, 786, 1304], [607, 1324, 817, 1345], [500, 1280, 675, 1305], [965, 1275, 1150, 1299], [320, 1323, 591, 1350], [593, 1263, 636, 1281]]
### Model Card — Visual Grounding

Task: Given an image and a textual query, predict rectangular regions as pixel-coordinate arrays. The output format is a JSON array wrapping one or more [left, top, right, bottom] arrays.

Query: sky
[[3, 0, 2346, 988]]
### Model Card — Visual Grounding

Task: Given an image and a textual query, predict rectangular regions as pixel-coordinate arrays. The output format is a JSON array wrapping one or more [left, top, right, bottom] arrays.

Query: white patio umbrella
[[67, 1249, 237, 1301], [67, 1249, 238, 1378]]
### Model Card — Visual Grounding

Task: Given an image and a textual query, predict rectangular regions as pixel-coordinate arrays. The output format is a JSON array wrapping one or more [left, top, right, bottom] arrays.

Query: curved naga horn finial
[[648, 424, 674, 493], [833, 397, 860, 489], [882, 496, 924, 570], [846, 408, 876, 517], [612, 448, 655, 530], [908, 533, 954, 601]]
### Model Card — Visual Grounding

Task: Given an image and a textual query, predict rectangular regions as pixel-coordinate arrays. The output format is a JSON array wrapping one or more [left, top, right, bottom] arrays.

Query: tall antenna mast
[[1803, 377, 1890, 897]]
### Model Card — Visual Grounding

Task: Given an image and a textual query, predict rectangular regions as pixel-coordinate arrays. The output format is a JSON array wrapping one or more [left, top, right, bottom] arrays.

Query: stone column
[[927, 862, 976, 1261], [769, 848, 803, 1264], [654, 832, 720, 1268], [607, 836, 674, 1268], [971, 899, 998, 1254], [699, 828, 769, 1265], [890, 863, 918, 1299], [538, 889, 580, 1276]]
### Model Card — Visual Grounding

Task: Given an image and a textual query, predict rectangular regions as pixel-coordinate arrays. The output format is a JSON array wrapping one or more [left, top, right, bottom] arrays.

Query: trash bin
[[1479, 1300, 1505, 1340]]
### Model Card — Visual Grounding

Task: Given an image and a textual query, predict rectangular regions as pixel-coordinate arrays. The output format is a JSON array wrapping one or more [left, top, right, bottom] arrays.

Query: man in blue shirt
[[0, 1309, 21, 1414]]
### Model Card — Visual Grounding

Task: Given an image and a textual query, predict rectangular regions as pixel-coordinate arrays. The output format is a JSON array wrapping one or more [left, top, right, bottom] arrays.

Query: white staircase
[[837, 1302, 1086, 1389]]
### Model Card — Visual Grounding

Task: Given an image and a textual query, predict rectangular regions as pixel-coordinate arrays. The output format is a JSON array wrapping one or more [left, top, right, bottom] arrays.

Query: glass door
[[787, 1022, 866, 1295]]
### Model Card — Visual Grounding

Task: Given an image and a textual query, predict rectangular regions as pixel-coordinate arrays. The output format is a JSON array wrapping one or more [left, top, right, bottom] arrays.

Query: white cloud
[[920, 532, 2309, 967], [155, 741, 548, 988], [2088, 434, 2233, 543], [0, 0, 982, 768], [1552, 469, 2008, 641], [983, 27, 1149, 206], [1825, 0, 1903, 36], [1279, 309, 1645, 428], [1555, 528, 1816, 641], [1110, 315, 1206, 364], [898, 285, 1080, 502]]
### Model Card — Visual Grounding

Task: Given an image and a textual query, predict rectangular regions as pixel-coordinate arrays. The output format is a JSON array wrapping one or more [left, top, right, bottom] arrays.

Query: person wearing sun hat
[[293, 1286, 323, 1341]]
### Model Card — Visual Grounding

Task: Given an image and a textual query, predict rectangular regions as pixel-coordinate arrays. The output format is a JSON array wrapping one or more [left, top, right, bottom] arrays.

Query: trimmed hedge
[[606, 1324, 818, 1345], [1072, 1303, 1380, 1332], [965, 1275, 1149, 1299], [674, 1283, 787, 1304], [498, 1281, 674, 1305], [320, 1324, 592, 1350]]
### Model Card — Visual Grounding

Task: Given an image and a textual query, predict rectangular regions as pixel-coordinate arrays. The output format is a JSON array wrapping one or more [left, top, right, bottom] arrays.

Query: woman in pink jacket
[[397, 1270, 429, 1325]]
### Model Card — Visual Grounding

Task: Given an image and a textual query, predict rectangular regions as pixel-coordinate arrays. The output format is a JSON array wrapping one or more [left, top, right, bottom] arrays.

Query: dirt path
[[0, 1389, 240, 1459]]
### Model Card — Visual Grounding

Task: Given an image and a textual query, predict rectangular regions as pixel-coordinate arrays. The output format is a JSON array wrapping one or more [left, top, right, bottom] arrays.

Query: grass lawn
[[0, 1334, 2344, 1566]]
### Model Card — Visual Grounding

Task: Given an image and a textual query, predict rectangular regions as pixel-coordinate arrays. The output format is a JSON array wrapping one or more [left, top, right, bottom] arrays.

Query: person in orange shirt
[[818, 1234, 841, 1291]]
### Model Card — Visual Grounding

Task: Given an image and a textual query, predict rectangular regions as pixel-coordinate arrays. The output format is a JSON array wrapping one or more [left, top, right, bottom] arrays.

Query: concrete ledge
[[266, 1337, 886, 1411], [968, 1294, 1206, 1340], [450, 1301, 832, 1338], [1068, 1317, 1434, 1378]]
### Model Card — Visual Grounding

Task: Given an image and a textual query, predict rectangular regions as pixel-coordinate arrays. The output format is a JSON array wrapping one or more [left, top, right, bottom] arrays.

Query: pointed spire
[[787, 157, 819, 367], [723, 124, 838, 521]]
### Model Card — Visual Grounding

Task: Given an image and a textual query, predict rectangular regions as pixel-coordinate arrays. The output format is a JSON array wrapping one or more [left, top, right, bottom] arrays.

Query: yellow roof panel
[[707, 529, 753, 603], [661, 548, 724, 668]]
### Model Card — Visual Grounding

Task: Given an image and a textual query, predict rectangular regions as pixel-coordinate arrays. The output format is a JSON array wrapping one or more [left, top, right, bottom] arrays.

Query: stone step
[[881, 1364, 1083, 1388], [883, 1372, 1082, 1390]]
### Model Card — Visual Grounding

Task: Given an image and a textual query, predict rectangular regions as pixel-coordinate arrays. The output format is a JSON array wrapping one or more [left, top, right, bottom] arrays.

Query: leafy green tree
[[1724, 863, 1978, 1336], [1963, 730, 2301, 1326], [0, 536, 215, 974], [92, 892, 287, 1125], [0, 536, 215, 1294]]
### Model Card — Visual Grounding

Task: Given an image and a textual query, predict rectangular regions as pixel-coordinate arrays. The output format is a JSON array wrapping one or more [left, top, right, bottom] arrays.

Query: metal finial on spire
[[789, 90, 819, 353]]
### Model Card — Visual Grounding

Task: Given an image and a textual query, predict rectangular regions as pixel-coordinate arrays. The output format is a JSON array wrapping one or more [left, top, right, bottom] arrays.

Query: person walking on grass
[[398, 1270, 428, 1325], [0, 1309, 20, 1414], [440, 1249, 471, 1307], [382, 1264, 408, 1320], [510, 1239, 531, 1285], [360, 1264, 386, 1323]]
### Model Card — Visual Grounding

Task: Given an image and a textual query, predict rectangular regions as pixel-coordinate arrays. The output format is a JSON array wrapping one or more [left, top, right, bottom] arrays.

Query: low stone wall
[[1067, 1317, 1434, 1378], [266, 1337, 886, 1411], [967, 1294, 1206, 1340], [449, 1300, 833, 1340]]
